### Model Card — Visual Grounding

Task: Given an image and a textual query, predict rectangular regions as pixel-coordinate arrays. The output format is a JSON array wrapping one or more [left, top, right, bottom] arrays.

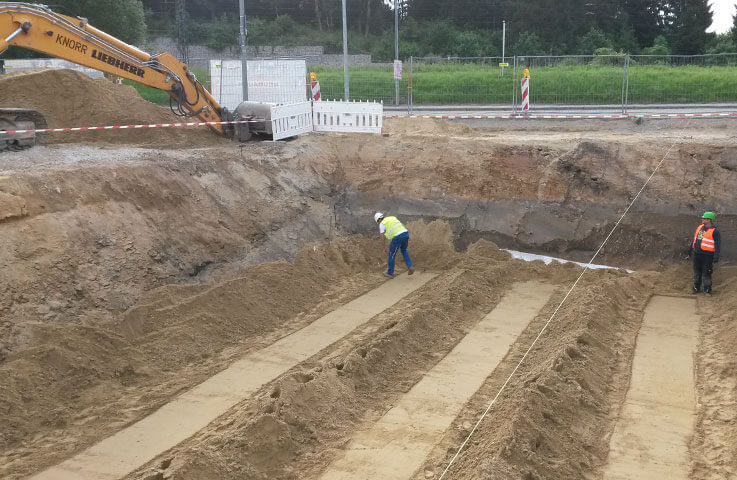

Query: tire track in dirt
[[603, 295, 698, 480], [318, 281, 556, 480], [31, 273, 436, 480]]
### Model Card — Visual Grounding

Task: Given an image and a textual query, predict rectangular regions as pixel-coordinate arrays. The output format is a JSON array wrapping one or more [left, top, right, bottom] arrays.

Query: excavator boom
[[0, 2, 240, 149]]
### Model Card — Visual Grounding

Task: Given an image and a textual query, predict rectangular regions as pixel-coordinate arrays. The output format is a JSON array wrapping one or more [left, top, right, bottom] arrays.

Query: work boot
[[383, 272, 394, 278], [691, 286, 699, 294], [408, 267, 415, 275]]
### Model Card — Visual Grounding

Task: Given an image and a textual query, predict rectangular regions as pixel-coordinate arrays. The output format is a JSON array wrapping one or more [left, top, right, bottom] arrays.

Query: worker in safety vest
[[374, 212, 415, 278], [691, 211, 721, 295]]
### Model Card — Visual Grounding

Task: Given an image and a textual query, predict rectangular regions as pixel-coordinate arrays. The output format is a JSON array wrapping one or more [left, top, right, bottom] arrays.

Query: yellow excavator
[[0, 2, 262, 151]]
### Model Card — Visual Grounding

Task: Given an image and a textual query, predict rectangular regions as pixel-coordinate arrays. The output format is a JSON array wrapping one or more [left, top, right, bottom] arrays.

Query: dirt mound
[[0, 236, 386, 476], [691, 267, 737, 480], [0, 69, 225, 147], [405, 219, 460, 269], [383, 117, 475, 136]]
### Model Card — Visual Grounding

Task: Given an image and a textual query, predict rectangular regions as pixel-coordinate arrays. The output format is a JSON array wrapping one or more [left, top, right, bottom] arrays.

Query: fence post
[[218, 59, 224, 105], [409, 56, 413, 115], [620, 54, 631, 114], [624, 54, 630, 114], [620, 55, 626, 114], [512, 56, 517, 114]]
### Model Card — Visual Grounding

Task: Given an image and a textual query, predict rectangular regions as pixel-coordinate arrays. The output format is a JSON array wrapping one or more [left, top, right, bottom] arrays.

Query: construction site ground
[[1, 70, 736, 480]]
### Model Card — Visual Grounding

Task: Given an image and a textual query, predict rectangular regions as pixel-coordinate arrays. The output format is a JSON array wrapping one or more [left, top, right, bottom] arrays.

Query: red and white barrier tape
[[0, 119, 255, 135], [396, 112, 737, 120], [2, 112, 737, 137]]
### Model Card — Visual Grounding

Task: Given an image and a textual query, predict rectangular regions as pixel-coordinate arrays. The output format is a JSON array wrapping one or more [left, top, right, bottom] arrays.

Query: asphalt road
[[383, 103, 737, 117]]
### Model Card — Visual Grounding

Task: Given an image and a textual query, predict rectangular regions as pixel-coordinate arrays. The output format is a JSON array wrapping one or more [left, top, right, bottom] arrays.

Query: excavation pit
[[1, 75, 736, 480]]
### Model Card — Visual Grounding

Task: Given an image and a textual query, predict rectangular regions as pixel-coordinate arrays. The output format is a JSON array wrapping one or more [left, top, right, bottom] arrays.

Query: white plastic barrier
[[209, 59, 307, 110], [313, 100, 383, 134], [270, 101, 313, 141]]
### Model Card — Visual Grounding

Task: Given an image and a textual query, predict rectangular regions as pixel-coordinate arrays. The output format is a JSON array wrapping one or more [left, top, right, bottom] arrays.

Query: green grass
[[311, 63, 737, 105], [127, 63, 737, 106]]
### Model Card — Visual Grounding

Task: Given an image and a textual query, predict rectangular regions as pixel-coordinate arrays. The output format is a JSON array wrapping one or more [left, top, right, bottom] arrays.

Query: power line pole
[[342, 0, 349, 101], [239, 0, 249, 101], [175, 0, 189, 64]]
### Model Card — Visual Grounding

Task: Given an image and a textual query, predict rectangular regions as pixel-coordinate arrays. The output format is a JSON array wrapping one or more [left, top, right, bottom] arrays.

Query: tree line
[[4, 0, 736, 60], [140, 0, 730, 57]]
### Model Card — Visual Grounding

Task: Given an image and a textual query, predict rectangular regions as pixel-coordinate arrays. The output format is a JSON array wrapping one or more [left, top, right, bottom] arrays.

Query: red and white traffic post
[[310, 72, 321, 101], [521, 67, 530, 114]]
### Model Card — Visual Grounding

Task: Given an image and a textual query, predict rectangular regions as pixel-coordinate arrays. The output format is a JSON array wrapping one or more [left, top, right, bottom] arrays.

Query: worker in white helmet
[[374, 212, 414, 278]]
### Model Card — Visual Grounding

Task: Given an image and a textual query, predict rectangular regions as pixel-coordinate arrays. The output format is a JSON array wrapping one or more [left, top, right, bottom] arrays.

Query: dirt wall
[[314, 120, 737, 266], [0, 145, 337, 353]]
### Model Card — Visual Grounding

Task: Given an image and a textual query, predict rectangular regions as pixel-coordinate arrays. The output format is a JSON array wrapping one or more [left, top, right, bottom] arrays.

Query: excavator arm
[[0, 2, 234, 142]]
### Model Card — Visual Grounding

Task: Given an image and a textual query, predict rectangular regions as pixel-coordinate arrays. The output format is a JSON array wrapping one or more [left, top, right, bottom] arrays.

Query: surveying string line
[[437, 119, 692, 480]]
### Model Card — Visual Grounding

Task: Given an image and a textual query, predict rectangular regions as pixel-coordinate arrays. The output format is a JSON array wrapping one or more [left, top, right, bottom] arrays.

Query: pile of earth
[[0, 69, 226, 147]]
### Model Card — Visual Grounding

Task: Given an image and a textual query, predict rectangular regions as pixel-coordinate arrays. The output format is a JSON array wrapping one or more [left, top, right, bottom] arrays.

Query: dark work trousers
[[387, 231, 413, 275], [693, 252, 714, 293]]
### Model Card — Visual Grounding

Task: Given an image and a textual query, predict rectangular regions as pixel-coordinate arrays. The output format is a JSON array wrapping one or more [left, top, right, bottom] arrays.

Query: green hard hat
[[702, 211, 716, 221]]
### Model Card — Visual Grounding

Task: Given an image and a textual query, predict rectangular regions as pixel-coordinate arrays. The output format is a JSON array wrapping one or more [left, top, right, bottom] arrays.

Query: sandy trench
[[603, 295, 699, 480], [319, 281, 557, 480], [0, 69, 736, 480], [32, 272, 437, 480]]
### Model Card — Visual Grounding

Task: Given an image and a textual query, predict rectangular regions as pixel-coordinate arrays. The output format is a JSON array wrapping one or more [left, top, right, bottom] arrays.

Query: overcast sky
[[709, 0, 735, 33]]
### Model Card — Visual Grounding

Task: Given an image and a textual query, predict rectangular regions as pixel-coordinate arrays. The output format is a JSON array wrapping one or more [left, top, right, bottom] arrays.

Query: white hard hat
[[374, 212, 384, 223]]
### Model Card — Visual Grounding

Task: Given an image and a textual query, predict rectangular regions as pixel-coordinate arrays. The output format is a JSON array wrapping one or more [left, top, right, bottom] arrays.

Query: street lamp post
[[501, 20, 505, 76], [342, 0, 349, 101], [394, 0, 399, 105]]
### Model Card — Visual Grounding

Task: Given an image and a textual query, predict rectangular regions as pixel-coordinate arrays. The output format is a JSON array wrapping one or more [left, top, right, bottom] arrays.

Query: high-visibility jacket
[[380, 216, 408, 240], [693, 224, 716, 252]]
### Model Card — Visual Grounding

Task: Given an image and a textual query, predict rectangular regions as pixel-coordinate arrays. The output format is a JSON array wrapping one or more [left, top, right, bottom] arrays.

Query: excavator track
[[0, 108, 47, 152]]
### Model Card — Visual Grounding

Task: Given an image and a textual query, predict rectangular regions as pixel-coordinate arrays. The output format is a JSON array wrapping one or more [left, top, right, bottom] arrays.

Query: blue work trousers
[[387, 231, 413, 275]]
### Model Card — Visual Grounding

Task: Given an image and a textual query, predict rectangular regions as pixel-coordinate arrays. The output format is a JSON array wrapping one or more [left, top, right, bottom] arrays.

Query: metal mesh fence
[[407, 54, 737, 112], [307, 62, 402, 104], [202, 57, 402, 107], [626, 54, 737, 105], [183, 53, 737, 113], [409, 57, 514, 106], [516, 55, 627, 107]]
